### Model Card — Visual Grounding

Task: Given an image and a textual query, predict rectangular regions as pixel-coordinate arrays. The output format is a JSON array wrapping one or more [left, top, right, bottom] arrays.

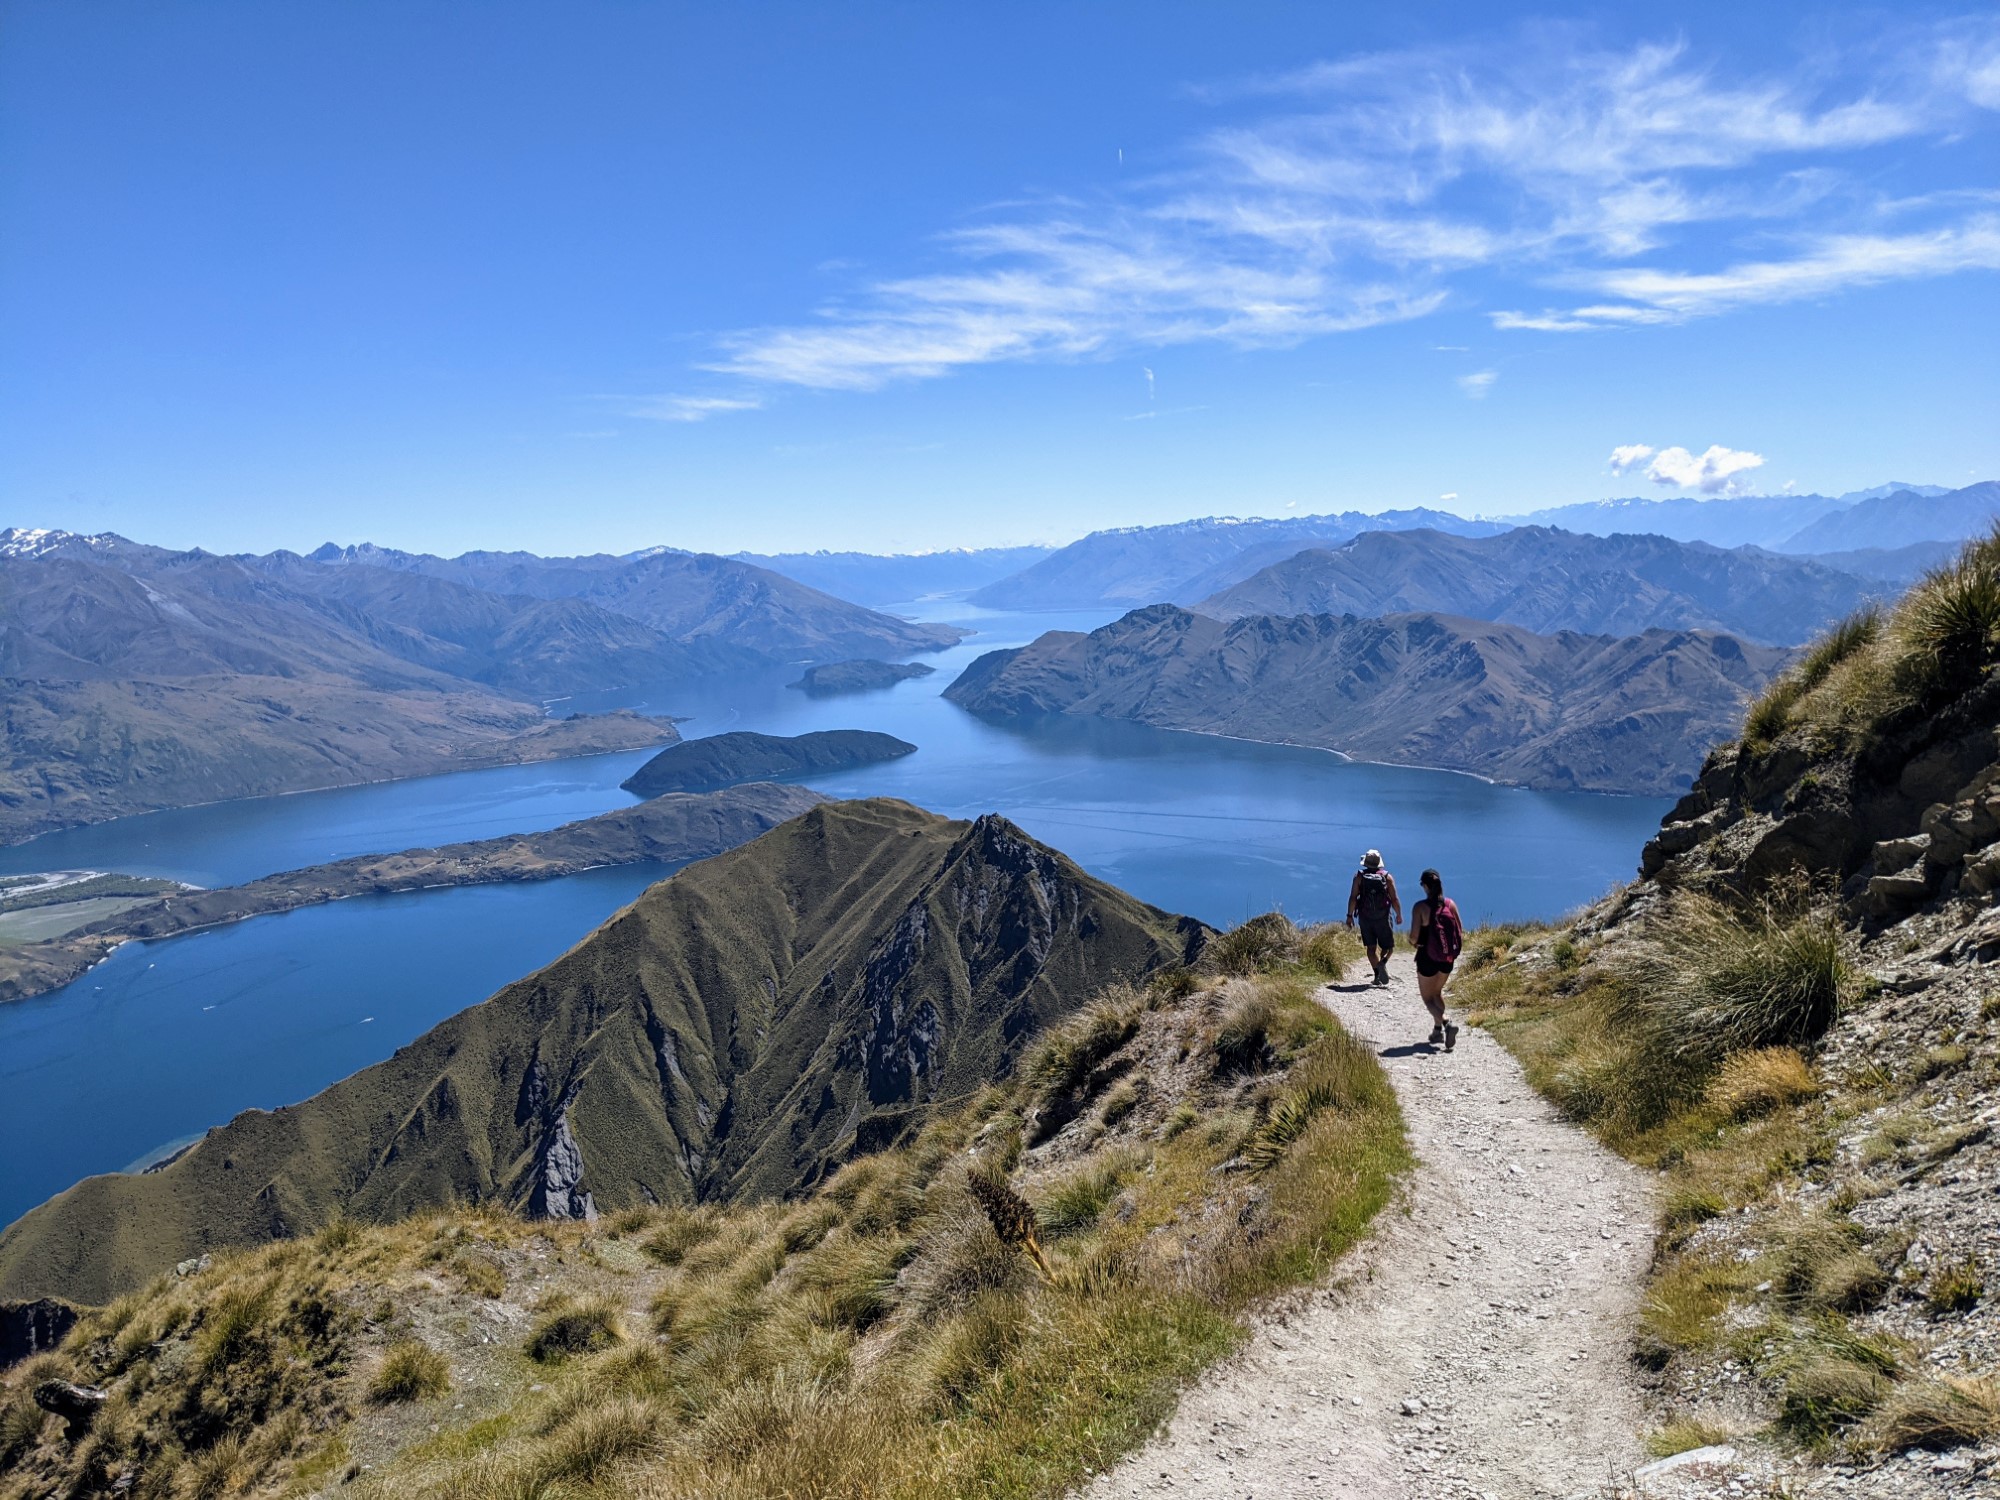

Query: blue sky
[[3, 2, 1996, 556]]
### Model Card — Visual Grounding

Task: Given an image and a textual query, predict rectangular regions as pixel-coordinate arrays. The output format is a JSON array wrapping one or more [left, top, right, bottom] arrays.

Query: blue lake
[[0, 598, 1671, 1227]]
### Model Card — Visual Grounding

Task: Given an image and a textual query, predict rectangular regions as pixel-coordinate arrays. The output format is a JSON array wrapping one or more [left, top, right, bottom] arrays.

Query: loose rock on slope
[[1083, 965, 1655, 1499]]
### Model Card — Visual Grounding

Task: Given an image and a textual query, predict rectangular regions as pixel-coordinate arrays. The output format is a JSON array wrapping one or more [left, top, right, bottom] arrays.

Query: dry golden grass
[[1705, 1048, 1820, 1119], [1867, 1375, 2000, 1452], [0, 960, 1405, 1500]]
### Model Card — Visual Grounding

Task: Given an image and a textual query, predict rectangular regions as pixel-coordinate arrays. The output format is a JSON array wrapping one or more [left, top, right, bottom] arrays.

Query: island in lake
[[787, 659, 936, 696], [619, 729, 918, 796]]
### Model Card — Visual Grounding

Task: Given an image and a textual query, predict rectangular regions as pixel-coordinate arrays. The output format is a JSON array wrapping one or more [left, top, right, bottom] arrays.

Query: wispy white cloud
[[1609, 442, 1765, 493], [634, 394, 765, 422], [1457, 370, 1498, 399], [680, 16, 2000, 401]]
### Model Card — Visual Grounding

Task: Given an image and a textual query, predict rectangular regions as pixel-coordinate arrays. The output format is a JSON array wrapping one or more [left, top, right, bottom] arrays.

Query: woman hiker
[[1344, 848, 1401, 986], [1409, 867, 1465, 1051]]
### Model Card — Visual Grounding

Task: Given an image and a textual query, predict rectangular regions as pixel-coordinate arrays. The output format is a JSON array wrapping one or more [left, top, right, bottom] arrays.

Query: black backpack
[[1356, 869, 1392, 918]]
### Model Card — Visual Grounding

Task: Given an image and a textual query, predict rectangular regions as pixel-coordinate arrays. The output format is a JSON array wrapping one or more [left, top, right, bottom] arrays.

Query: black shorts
[[1357, 913, 1395, 951], [1415, 951, 1454, 979]]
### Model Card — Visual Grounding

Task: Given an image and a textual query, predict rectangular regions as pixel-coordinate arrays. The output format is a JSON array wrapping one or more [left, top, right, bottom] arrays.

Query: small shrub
[[1242, 1028, 1388, 1170], [1868, 1375, 2000, 1451], [901, 1202, 1027, 1317], [1161, 1104, 1198, 1139], [1891, 536, 2000, 700], [1704, 1048, 1819, 1119], [1926, 1256, 1985, 1316], [1917, 1043, 1969, 1080], [1147, 965, 1201, 1001], [1772, 1217, 1888, 1313], [525, 1298, 623, 1362], [370, 1340, 450, 1403]]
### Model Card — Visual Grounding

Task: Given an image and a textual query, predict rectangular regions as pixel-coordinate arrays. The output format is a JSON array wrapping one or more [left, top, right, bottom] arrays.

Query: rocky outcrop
[[0, 1298, 77, 1368]]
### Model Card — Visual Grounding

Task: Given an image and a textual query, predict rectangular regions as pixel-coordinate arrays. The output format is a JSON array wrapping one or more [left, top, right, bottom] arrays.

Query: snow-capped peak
[[0, 527, 118, 559]]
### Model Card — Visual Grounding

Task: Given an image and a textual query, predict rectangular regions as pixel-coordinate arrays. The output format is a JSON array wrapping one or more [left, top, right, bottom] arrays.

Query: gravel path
[[1082, 967, 1658, 1500]]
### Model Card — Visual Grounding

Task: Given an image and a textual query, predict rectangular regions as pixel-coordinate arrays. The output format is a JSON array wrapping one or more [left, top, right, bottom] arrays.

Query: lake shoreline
[[0, 783, 824, 1006]]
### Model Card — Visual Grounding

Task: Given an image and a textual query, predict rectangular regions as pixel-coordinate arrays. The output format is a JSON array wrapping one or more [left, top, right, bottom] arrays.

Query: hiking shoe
[[1427, 1025, 1445, 1046], [1443, 1022, 1459, 1053]]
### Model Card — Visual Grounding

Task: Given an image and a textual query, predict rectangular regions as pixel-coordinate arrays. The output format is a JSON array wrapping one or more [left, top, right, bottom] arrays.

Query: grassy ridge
[[0, 920, 1404, 1499]]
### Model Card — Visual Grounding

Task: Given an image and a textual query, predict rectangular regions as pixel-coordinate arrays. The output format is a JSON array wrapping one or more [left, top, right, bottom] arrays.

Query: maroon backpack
[[1425, 897, 1463, 963]]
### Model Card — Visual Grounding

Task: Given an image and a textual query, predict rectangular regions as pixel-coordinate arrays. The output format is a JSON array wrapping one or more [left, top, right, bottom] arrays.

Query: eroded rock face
[[0, 1298, 77, 1368], [529, 1105, 597, 1222]]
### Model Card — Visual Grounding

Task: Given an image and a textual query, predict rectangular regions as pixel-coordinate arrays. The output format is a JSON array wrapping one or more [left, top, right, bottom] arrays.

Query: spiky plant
[[966, 1170, 1054, 1281]]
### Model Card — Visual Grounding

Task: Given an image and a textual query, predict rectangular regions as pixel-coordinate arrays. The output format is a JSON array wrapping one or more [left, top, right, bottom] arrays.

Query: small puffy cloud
[[635, 394, 764, 423], [1457, 369, 1497, 399], [1608, 443, 1656, 473], [1439, 491, 1459, 501], [1646, 444, 1767, 493]]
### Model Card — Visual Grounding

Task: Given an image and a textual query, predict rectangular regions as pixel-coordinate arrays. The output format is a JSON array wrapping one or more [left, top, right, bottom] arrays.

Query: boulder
[[33, 1378, 106, 1439], [1866, 867, 1935, 917], [1744, 810, 1861, 886]]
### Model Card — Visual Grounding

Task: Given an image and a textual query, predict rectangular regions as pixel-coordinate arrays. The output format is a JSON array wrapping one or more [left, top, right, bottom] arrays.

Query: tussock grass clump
[[1026, 991, 1145, 1101], [1243, 1028, 1392, 1171], [1867, 1375, 2000, 1452], [1209, 912, 1301, 976], [369, 1339, 450, 1403], [1297, 922, 1364, 980], [1642, 1418, 1735, 1458], [1615, 889, 1852, 1058], [1779, 1352, 1890, 1440], [525, 1297, 623, 1362], [1038, 1151, 1141, 1238], [642, 1204, 721, 1267], [1705, 1048, 1820, 1119], [1745, 530, 2000, 746], [1926, 1256, 1985, 1316]]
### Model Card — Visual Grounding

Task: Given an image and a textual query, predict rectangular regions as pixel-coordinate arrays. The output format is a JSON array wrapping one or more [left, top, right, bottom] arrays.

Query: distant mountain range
[[1194, 527, 1879, 646], [945, 604, 1789, 795], [305, 541, 963, 661], [956, 482, 1994, 614], [1498, 482, 1974, 552], [734, 546, 1053, 605], [0, 799, 1205, 1304], [0, 529, 959, 842], [965, 508, 1507, 611]]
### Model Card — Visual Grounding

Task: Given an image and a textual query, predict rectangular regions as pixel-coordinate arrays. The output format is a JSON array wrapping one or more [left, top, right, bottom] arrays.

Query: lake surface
[[0, 597, 1671, 1227]]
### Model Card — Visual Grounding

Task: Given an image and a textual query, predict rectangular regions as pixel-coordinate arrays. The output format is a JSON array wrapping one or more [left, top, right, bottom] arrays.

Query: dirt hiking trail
[[1084, 966, 1659, 1500]]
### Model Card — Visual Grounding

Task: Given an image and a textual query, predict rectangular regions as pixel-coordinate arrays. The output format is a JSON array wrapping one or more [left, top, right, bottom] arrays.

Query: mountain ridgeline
[[945, 605, 1790, 795], [0, 800, 1207, 1304], [1194, 526, 1878, 646], [0, 529, 960, 843]]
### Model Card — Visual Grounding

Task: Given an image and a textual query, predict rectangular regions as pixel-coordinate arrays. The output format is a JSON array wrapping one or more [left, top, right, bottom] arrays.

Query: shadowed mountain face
[[0, 799, 1206, 1304], [621, 730, 917, 796], [945, 605, 1791, 795], [1194, 528, 1878, 646], [966, 509, 1507, 611]]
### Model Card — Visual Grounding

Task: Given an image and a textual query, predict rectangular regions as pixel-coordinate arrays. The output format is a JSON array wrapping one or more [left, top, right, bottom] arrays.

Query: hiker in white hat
[[1344, 848, 1402, 986]]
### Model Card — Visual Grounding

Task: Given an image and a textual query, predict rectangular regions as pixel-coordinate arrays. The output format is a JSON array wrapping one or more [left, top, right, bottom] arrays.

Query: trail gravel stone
[[1082, 967, 1657, 1499]]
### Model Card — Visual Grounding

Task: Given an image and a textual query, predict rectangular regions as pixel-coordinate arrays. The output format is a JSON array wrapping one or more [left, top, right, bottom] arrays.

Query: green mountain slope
[[0, 799, 1204, 1304]]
